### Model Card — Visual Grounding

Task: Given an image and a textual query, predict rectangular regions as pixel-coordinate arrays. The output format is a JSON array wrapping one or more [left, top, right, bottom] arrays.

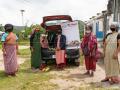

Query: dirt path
[[0, 45, 29, 70], [49, 62, 120, 90], [47, 45, 120, 89]]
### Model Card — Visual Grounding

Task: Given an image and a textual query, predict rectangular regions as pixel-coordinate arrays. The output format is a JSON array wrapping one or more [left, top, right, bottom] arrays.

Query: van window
[[45, 20, 69, 26]]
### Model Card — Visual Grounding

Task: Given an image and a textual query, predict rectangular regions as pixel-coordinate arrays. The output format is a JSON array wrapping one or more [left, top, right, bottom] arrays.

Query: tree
[[0, 24, 4, 31], [78, 20, 85, 38], [21, 24, 46, 40], [29, 24, 45, 34]]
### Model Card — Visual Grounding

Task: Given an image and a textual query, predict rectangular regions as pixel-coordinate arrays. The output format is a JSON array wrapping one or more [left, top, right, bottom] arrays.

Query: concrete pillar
[[113, 0, 119, 21], [118, 0, 120, 22]]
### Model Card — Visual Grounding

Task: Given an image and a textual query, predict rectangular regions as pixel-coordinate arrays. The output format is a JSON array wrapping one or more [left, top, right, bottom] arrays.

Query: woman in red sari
[[81, 25, 98, 77]]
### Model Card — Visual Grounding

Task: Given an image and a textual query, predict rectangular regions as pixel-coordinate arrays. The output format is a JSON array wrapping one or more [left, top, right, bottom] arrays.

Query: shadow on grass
[[0, 71, 7, 78], [67, 73, 89, 79]]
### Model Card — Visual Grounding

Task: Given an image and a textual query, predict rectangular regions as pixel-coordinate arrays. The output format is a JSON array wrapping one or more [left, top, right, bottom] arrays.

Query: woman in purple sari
[[1, 24, 18, 76]]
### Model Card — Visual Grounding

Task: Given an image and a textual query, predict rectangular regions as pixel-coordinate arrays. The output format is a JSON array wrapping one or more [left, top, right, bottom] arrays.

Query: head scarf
[[81, 32, 97, 51]]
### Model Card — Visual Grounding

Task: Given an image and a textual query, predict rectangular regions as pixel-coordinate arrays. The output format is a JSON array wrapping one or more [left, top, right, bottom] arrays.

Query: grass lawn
[[18, 48, 31, 58], [0, 44, 1, 49], [0, 45, 57, 90], [18, 39, 29, 46], [0, 60, 58, 90], [0, 42, 2, 49]]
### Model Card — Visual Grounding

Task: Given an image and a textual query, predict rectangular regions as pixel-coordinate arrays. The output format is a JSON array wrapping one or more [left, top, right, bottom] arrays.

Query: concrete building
[[107, 0, 120, 22]]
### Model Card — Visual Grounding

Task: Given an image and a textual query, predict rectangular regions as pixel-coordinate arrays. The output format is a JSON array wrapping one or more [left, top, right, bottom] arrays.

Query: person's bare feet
[[90, 71, 94, 77], [83, 71, 90, 75], [109, 78, 120, 85], [109, 81, 119, 85]]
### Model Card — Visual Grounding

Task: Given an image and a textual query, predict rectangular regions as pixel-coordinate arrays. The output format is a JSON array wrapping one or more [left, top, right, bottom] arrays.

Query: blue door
[[96, 22, 104, 40]]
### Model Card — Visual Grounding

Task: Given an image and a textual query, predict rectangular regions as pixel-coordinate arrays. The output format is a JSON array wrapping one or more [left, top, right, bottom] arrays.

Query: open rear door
[[41, 15, 72, 31], [61, 21, 80, 49]]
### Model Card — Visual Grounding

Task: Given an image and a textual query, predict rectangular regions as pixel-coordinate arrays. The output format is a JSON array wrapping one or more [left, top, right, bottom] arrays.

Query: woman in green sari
[[30, 27, 42, 70]]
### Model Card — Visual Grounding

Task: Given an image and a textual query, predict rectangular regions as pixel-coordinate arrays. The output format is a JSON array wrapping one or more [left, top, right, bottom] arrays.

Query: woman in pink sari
[[55, 30, 66, 70], [1, 24, 18, 76], [81, 25, 98, 77]]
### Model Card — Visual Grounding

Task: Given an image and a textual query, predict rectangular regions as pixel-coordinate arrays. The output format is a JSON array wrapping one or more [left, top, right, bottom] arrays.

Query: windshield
[[45, 20, 69, 26]]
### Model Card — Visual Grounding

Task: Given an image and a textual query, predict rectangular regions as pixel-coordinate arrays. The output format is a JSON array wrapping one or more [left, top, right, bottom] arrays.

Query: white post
[[20, 10, 25, 26]]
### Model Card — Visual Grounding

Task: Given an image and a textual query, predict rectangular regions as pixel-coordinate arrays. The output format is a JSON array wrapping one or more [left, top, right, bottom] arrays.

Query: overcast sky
[[0, 0, 108, 26]]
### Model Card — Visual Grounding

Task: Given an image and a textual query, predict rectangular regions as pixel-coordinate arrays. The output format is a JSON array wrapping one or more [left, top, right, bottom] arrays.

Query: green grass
[[0, 47, 57, 90], [18, 39, 29, 46], [0, 44, 2, 49], [0, 42, 2, 49], [0, 60, 58, 90], [80, 50, 84, 65], [18, 48, 31, 58]]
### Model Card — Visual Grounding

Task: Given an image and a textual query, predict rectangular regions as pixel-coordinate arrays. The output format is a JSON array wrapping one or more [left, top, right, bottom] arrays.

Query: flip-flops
[[41, 67, 50, 72], [101, 79, 109, 82]]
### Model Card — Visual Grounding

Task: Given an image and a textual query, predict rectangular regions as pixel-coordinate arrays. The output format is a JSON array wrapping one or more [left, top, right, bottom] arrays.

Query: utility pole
[[102, 10, 108, 37], [20, 10, 25, 26]]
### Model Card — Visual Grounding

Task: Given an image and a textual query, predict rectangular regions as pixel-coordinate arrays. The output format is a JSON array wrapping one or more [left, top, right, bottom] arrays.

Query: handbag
[[82, 44, 90, 56], [90, 48, 101, 60], [95, 50, 101, 60]]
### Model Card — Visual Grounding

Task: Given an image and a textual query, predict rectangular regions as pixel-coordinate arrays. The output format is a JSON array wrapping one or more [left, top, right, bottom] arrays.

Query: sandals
[[41, 67, 50, 72], [101, 79, 109, 82]]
